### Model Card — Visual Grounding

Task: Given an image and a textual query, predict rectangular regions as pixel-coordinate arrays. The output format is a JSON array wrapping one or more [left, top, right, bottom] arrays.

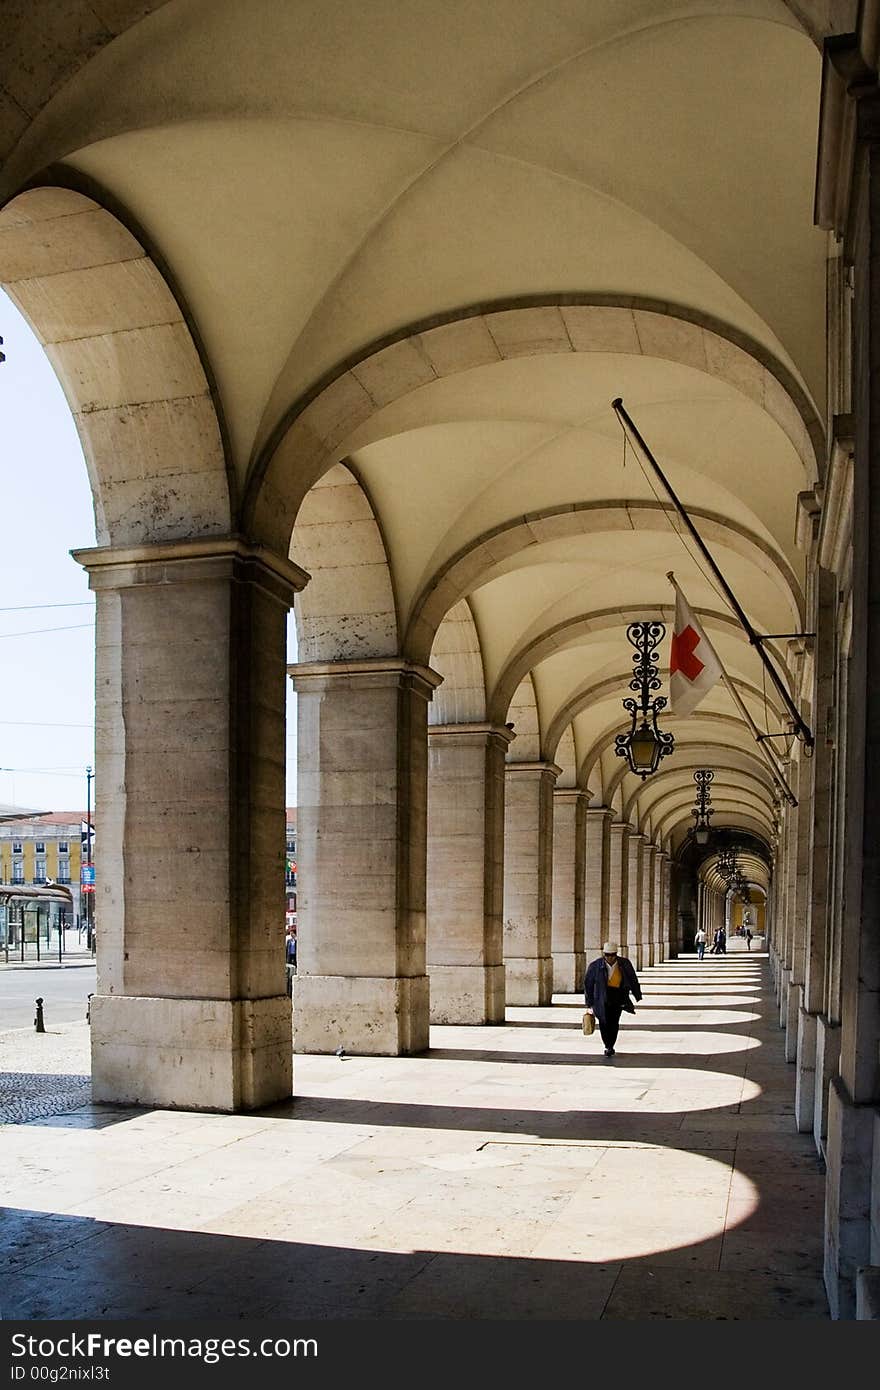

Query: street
[[0, 961, 96, 1029]]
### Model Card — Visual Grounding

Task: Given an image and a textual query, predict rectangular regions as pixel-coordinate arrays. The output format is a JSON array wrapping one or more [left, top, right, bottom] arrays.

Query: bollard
[[34, 997, 45, 1033], [86, 993, 93, 1025]]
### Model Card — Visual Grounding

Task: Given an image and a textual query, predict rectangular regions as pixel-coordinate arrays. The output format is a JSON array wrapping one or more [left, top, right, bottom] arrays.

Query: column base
[[814, 1016, 841, 1154], [552, 951, 585, 994], [824, 1076, 875, 1319], [428, 963, 505, 1024], [779, 965, 792, 1029], [293, 974, 429, 1054], [856, 1267, 880, 1319], [785, 977, 800, 1062], [90, 994, 293, 1112], [505, 955, 553, 1006], [794, 1000, 817, 1134]]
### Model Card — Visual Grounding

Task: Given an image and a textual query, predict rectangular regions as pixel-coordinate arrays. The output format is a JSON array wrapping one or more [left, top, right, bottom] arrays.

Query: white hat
[[602, 942, 618, 954]]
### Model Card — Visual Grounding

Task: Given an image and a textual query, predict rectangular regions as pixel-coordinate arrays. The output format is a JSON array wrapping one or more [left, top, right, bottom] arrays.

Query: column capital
[[552, 786, 588, 804], [428, 721, 514, 746], [585, 805, 614, 823], [289, 657, 442, 702], [73, 535, 309, 606], [505, 760, 563, 779], [609, 820, 631, 837]]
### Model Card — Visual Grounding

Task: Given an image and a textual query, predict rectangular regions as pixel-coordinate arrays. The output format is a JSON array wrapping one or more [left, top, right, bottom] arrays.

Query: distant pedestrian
[[745, 928, 753, 950], [711, 926, 727, 955], [694, 927, 707, 960], [584, 942, 642, 1060], [285, 927, 297, 998]]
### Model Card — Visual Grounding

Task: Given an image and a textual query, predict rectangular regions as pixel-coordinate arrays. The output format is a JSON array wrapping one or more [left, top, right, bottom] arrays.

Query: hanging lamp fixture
[[691, 769, 715, 846], [614, 621, 675, 778]]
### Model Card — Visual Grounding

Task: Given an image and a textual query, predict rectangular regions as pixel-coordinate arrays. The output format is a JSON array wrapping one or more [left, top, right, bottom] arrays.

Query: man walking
[[694, 926, 707, 960], [584, 942, 642, 1059]]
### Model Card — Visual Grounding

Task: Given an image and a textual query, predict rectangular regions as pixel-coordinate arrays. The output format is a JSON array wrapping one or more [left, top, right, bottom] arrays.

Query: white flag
[[669, 583, 723, 718]]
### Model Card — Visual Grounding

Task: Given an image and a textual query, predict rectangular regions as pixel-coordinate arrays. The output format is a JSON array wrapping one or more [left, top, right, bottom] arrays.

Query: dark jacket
[[584, 955, 642, 1024]]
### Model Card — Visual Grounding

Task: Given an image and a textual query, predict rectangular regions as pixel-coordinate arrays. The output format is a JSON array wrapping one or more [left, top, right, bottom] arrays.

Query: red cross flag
[[668, 577, 724, 718]]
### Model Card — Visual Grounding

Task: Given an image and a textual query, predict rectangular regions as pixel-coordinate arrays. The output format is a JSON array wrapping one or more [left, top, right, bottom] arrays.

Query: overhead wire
[[0, 622, 94, 639], [0, 602, 92, 613]]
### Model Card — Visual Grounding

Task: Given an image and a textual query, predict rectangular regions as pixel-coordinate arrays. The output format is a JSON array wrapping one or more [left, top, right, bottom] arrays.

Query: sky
[[0, 289, 297, 814]]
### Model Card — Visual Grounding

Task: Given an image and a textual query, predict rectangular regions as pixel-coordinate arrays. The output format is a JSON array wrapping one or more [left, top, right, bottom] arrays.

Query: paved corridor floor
[[0, 954, 830, 1320]]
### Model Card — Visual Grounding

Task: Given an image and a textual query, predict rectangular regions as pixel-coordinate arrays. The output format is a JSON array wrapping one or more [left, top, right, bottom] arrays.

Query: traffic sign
[[81, 865, 95, 885]]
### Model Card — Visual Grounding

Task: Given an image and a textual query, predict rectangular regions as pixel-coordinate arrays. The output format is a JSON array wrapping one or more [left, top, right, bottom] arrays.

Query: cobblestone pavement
[[0, 1021, 91, 1124]]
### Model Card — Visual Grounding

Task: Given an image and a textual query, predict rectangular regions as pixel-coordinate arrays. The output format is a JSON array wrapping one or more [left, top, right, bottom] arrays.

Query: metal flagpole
[[611, 397, 814, 752], [667, 571, 798, 807]]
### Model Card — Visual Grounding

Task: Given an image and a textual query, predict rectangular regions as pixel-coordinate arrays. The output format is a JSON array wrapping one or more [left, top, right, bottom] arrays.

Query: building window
[[12, 842, 22, 854], [35, 842, 45, 853], [58, 859, 70, 884], [58, 842, 68, 854], [35, 859, 47, 883], [12, 862, 24, 883]]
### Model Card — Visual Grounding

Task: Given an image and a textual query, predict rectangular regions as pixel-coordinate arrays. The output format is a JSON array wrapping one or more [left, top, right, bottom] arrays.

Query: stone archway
[[0, 186, 306, 1112], [246, 299, 823, 553], [0, 187, 231, 545]]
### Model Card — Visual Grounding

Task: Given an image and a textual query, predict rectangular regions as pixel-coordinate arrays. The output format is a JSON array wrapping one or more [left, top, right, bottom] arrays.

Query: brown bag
[[582, 1010, 595, 1036]]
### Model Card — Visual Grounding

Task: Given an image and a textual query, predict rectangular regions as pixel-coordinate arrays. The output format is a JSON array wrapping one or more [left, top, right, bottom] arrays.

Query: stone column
[[290, 658, 441, 1054], [73, 539, 307, 1112], [651, 848, 665, 962], [780, 793, 798, 1036], [787, 742, 812, 1063], [550, 788, 587, 992], [803, 565, 837, 1147], [822, 93, 880, 1318], [583, 807, 612, 963], [661, 854, 675, 956], [608, 822, 630, 954], [626, 833, 645, 968], [502, 761, 560, 1005], [643, 844, 658, 966], [426, 723, 512, 1023]]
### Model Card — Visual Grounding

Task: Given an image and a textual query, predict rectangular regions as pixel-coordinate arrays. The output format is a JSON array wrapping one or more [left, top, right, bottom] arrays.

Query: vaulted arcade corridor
[[2, 0, 879, 1320]]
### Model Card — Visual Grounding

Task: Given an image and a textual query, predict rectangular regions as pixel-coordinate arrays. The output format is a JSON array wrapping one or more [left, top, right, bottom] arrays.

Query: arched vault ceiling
[[5, 0, 826, 481], [346, 353, 811, 622], [448, 523, 802, 694], [526, 632, 788, 752], [629, 778, 774, 834], [491, 605, 790, 727], [670, 814, 773, 853]]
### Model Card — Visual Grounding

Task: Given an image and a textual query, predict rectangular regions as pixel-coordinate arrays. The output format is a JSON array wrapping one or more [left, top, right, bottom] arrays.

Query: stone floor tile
[[602, 1266, 828, 1319], [0, 956, 830, 1320], [380, 1253, 622, 1319]]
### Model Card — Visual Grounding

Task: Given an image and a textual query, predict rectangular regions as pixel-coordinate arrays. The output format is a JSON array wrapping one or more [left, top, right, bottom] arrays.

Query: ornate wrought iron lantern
[[691, 769, 714, 846], [717, 844, 736, 879], [614, 621, 675, 778]]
